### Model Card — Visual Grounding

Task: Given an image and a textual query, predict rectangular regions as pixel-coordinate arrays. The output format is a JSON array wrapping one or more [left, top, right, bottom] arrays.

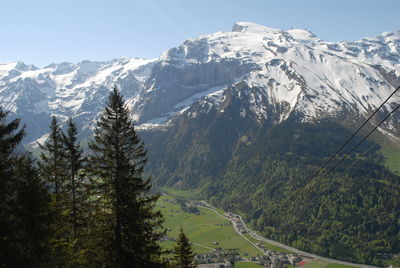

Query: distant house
[[288, 255, 302, 265], [296, 261, 307, 267]]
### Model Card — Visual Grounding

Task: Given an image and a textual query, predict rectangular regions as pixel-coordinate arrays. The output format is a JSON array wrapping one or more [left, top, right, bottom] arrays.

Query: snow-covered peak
[[1, 22, 400, 143], [232, 22, 281, 34], [0, 61, 38, 77], [0, 56, 155, 119], [15, 61, 38, 72], [287, 28, 319, 43], [45, 62, 77, 75], [0, 62, 19, 75], [360, 29, 400, 43]]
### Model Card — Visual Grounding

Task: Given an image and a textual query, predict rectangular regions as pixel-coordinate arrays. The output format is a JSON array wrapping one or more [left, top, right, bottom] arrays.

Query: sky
[[0, 0, 399, 67]]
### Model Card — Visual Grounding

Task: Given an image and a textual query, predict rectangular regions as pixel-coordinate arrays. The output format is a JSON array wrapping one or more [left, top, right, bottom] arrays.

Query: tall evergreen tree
[[62, 118, 85, 239], [9, 154, 53, 267], [62, 118, 88, 266], [0, 107, 52, 267], [0, 108, 25, 252], [88, 87, 164, 267], [38, 116, 67, 198], [38, 116, 69, 267], [172, 228, 196, 268]]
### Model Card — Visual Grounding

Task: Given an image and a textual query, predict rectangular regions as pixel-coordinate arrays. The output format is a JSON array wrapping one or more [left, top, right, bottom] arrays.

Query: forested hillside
[[2, 21, 400, 266], [145, 113, 400, 265]]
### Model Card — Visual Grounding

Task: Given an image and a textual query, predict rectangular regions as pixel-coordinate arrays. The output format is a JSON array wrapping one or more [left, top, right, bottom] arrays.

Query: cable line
[[297, 85, 400, 196], [286, 85, 400, 211], [293, 140, 379, 218], [293, 102, 400, 219]]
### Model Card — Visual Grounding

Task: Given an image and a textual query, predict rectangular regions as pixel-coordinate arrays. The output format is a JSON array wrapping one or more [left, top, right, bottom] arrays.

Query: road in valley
[[196, 201, 380, 268], [197, 205, 267, 256]]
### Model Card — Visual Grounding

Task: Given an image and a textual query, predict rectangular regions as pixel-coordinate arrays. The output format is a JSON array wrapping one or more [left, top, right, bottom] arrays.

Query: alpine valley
[[1, 22, 400, 265]]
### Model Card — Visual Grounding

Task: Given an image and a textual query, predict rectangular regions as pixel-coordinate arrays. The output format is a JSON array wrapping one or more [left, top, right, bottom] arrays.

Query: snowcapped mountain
[[4, 22, 400, 262], [1, 22, 400, 145], [0, 57, 155, 142]]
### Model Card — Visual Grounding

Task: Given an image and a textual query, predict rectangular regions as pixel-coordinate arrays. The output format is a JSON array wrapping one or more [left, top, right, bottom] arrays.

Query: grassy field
[[304, 260, 360, 268], [385, 257, 400, 268], [156, 195, 262, 257], [235, 262, 264, 268], [244, 234, 292, 254], [157, 191, 363, 268], [380, 139, 400, 174]]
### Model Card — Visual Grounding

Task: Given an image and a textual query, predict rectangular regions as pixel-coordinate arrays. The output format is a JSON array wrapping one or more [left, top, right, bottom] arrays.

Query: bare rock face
[[0, 22, 399, 145], [137, 59, 255, 123]]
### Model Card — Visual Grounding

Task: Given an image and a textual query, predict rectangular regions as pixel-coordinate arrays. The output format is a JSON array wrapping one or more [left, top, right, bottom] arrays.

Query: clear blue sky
[[1, 0, 399, 67]]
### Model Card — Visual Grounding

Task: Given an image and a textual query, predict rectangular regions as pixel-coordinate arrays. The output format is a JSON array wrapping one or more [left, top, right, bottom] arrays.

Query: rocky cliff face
[[2, 22, 400, 263], [0, 22, 399, 145]]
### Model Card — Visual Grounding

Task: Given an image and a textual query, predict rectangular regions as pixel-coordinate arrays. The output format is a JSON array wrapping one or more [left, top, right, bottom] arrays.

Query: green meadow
[[156, 192, 361, 268], [381, 139, 400, 174], [235, 262, 264, 268], [156, 195, 262, 257], [304, 260, 360, 268]]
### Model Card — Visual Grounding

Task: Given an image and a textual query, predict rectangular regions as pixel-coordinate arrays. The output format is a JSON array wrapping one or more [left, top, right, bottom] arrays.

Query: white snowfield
[[0, 22, 399, 143]]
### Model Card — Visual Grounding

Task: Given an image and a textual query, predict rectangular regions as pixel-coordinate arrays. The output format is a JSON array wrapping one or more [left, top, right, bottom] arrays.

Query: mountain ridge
[[2, 22, 400, 264], [0, 22, 399, 145]]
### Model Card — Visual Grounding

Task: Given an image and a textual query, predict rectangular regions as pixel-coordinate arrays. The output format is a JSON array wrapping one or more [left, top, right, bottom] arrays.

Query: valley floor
[[156, 189, 390, 268]]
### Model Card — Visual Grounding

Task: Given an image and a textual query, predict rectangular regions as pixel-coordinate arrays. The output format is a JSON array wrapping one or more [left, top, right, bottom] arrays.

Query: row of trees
[[0, 88, 196, 267]]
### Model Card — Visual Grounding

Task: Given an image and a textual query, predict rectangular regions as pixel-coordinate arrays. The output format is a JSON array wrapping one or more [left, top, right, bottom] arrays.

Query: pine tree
[[62, 117, 88, 266], [88, 87, 164, 267], [38, 116, 67, 198], [0, 108, 25, 253], [9, 154, 53, 267], [172, 228, 196, 268], [38, 116, 70, 267], [0, 107, 52, 267], [62, 118, 86, 238]]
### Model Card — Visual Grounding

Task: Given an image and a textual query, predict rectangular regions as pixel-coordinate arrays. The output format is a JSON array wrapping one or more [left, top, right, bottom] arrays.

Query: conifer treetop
[[173, 227, 196, 268]]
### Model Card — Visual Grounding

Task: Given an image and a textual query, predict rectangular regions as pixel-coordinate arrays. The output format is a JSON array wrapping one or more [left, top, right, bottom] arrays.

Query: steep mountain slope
[[141, 23, 400, 265], [1, 22, 400, 144], [1, 22, 400, 264], [199, 117, 400, 265], [0, 57, 154, 141]]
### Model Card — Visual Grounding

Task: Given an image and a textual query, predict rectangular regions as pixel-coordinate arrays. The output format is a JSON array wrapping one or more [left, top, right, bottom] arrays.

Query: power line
[[294, 85, 400, 199], [295, 101, 400, 215], [272, 85, 400, 257], [292, 140, 379, 219], [284, 100, 400, 254], [271, 85, 400, 220], [286, 86, 400, 213]]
